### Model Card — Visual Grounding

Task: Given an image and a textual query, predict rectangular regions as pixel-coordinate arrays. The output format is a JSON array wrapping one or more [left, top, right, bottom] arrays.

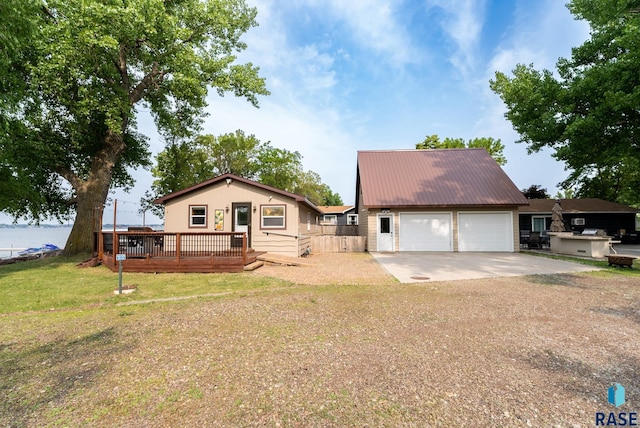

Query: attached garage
[[458, 212, 513, 252], [399, 213, 452, 251]]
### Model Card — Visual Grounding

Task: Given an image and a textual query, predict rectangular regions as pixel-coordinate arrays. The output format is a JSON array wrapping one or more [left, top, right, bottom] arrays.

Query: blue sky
[[185, 0, 589, 207], [2, 0, 592, 225]]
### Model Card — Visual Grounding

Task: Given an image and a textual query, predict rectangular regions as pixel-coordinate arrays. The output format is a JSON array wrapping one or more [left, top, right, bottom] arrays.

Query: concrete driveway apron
[[371, 252, 601, 283]]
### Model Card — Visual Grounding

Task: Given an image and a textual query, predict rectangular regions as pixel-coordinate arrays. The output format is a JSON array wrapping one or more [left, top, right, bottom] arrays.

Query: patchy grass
[[522, 250, 640, 275], [0, 256, 291, 314], [1, 256, 640, 426]]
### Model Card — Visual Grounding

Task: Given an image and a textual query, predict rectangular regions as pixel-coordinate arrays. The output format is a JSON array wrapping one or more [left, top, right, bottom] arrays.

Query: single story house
[[154, 173, 323, 257], [318, 205, 357, 225], [519, 198, 639, 241], [355, 149, 529, 252]]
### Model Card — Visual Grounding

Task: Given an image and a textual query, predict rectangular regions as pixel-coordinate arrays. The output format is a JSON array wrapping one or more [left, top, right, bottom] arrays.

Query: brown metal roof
[[317, 205, 354, 214], [518, 198, 639, 213], [357, 149, 528, 207], [154, 173, 322, 214]]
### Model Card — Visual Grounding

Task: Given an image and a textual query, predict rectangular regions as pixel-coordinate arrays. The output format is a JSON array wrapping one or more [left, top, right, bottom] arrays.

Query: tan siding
[[512, 208, 520, 252], [357, 189, 369, 250], [361, 207, 520, 253], [163, 179, 316, 257], [252, 234, 298, 257], [365, 210, 379, 252], [299, 235, 312, 256], [297, 207, 321, 256], [298, 208, 321, 237]]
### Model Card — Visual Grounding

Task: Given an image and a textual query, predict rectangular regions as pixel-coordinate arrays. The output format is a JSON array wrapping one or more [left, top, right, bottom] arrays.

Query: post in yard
[[115, 253, 126, 294]]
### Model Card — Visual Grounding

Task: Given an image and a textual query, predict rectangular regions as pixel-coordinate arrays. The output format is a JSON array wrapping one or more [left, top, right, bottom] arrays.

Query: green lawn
[[0, 255, 291, 314], [1, 252, 637, 314]]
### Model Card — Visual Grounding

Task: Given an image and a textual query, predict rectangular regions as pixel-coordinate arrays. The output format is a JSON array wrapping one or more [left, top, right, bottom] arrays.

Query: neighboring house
[[154, 173, 323, 257], [355, 149, 529, 252], [318, 206, 357, 225], [519, 198, 639, 237]]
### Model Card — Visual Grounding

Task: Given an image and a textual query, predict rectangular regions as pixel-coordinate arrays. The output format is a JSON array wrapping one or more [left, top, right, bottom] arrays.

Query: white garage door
[[458, 212, 513, 252], [399, 213, 452, 251]]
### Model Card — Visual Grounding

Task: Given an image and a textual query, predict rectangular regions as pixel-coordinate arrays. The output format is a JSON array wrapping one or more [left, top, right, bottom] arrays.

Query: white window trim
[[261, 205, 286, 229], [323, 214, 338, 224], [532, 215, 549, 232], [189, 205, 207, 228], [347, 214, 358, 225]]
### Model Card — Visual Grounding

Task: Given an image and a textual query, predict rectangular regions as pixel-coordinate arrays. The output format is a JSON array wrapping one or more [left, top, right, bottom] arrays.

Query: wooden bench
[[607, 255, 636, 268]]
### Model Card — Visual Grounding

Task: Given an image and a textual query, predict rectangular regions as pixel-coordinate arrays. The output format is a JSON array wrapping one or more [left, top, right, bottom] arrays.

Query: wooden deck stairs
[[243, 260, 264, 271], [256, 253, 315, 267]]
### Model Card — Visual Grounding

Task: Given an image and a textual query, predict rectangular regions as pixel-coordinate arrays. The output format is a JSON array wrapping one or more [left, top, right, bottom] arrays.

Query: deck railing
[[99, 231, 248, 272]]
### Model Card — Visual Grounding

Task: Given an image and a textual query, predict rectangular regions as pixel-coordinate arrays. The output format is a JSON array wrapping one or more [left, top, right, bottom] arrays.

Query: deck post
[[98, 231, 104, 260], [176, 233, 181, 265], [242, 233, 247, 266], [112, 231, 119, 272]]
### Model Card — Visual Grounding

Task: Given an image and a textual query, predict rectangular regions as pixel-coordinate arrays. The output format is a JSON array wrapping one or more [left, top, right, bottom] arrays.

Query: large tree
[[490, 0, 640, 206], [416, 135, 507, 165], [146, 131, 342, 210], [0, 0, 268, 254]]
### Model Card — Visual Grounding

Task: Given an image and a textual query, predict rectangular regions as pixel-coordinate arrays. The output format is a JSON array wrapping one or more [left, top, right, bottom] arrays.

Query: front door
[[232, 203, 251, 247], [377, 213, 394, 252]]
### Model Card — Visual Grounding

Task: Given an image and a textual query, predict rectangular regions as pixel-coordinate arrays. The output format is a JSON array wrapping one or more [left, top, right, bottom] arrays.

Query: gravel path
[[253, 252, 398, 285]]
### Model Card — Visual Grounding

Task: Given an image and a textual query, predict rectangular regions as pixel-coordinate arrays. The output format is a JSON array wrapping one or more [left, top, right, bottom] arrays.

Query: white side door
[[377, 213, 395, 252], [233, 204, 251, 247]]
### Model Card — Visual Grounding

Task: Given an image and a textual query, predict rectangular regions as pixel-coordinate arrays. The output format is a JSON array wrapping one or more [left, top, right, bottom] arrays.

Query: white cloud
[[201, 93, 359, 204], [324, 0, 416, 65], [424, 0, 486, 75], [488, 0, 590, 76]]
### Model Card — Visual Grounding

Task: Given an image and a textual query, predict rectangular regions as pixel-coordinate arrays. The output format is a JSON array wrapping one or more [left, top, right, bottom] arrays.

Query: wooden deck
[[98, 231, 264, 273]]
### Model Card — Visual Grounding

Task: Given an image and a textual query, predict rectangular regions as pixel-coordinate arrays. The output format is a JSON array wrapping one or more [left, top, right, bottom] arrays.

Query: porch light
[[253, 205, 257, 212], [226, 178, 232, 185], [225, 205, 229, 213]]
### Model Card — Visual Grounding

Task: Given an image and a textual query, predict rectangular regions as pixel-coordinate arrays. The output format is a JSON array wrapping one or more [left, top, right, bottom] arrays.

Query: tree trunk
[[63, 180, 111, 255], [63, 131, 123, 256]]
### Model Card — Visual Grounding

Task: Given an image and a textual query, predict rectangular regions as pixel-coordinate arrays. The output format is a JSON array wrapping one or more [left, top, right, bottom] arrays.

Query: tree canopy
[[416, 135, 507, 165], [521, 185, 550, 199], [146, 130, 343, 214], [0, 0, 269, 254], [490, 0, 640, 206]]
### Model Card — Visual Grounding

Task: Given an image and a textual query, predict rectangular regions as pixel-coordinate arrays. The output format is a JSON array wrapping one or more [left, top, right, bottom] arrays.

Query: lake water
[[0, 225, 164, 258], [0, 226, 73, 257]]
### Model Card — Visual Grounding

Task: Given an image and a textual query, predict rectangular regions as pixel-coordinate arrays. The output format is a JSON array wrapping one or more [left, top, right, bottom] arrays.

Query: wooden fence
[[320, 224, 358, 236], [310, 235, 366, 253]]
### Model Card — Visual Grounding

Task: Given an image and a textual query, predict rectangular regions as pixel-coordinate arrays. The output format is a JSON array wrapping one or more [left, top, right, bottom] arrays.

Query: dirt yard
[[2, 270, 639, 427]]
